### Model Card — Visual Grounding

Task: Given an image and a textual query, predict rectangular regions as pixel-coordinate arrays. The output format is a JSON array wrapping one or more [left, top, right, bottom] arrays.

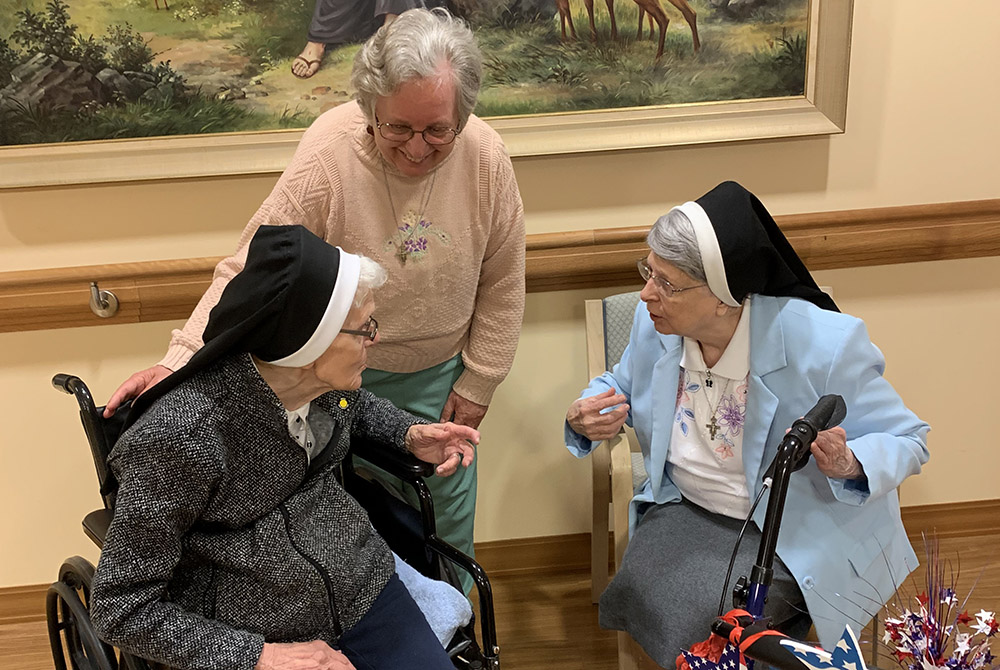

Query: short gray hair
[[355, 255, 387, 306], [646, 209, 706, 282], [351, 7, 482, 128]]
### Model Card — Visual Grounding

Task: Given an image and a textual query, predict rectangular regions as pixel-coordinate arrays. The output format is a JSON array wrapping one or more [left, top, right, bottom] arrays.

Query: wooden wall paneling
[[2, 199, 999, 334]]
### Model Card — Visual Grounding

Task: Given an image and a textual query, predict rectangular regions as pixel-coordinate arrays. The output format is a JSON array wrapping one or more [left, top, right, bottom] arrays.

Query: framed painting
[[0, 0, 852, 188]]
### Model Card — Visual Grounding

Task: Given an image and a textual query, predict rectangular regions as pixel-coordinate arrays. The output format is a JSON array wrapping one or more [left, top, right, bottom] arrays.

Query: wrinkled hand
[[406, 422, 480, 476], [439, 390, 488, 429], [255, 640, 355, 670], [103, 364, 173, 418], [810, 426, 864, 479], [566, 388, 630, 442]]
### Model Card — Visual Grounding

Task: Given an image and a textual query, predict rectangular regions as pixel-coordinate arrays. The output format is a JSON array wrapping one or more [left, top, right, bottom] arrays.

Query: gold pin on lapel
[[339, 398, 348, 409]]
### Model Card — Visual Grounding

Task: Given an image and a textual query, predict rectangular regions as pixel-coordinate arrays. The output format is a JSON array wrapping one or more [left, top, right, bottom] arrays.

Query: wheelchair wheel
[[47, 557, 118, 670]]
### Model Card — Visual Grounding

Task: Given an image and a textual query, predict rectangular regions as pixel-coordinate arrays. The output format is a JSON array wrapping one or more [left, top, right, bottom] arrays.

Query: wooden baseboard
[[5, 500, 997, 625], [901, 498, 1000, 540], [0, 584, 48, 626], [473, 532, 592, 576]]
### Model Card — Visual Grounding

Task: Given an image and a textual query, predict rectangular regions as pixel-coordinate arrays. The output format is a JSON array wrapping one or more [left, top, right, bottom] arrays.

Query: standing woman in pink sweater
[[104, 7, 526, 590]]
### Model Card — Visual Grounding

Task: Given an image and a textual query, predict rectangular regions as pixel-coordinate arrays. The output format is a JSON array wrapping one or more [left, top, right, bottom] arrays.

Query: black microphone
[[764, 394, 847, 478]]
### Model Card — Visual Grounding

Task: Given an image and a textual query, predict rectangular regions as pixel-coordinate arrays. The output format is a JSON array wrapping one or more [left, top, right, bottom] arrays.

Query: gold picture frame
[[0, 0, 852, 189]]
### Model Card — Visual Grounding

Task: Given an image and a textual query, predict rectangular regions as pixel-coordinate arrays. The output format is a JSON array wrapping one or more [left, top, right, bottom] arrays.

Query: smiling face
[[639, 251, 723, 340], [311, 293, 378, 391], [372, 67, 460, 178]]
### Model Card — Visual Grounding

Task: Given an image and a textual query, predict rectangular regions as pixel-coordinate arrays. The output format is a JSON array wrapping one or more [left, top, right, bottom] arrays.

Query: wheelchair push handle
[[52, 373, 83, 394], [52, 373, 101, 417]]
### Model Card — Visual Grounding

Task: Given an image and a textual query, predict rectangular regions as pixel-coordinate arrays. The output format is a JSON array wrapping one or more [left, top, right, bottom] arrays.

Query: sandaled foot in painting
[[292, 41, 326, 78]]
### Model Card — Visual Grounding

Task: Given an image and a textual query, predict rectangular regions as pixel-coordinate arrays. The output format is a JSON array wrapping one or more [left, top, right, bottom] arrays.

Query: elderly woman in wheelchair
[[565, 182, 929, 669], [87, 225, 479, 670]]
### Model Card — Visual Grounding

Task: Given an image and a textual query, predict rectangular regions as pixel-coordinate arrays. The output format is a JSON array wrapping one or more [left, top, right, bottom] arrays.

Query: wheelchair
[[47, 373, 500, 670]]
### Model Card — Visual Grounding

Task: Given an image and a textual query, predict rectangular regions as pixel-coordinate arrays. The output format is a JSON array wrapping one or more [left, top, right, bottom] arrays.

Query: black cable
[[717, 478, 771, 617]]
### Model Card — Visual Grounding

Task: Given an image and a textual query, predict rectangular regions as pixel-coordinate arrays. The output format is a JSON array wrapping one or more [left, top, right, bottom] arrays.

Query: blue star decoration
[[779, 626, 867, 670], [681, 642, 745, 670]]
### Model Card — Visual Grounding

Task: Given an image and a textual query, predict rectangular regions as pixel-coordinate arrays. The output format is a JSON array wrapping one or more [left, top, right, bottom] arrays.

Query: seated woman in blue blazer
[[565, 181, 930, 668]]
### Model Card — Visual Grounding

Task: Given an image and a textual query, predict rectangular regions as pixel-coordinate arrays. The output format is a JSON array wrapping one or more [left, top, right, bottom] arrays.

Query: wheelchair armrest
[[350, 437, 435, 480], [83, 508, 111, 549]]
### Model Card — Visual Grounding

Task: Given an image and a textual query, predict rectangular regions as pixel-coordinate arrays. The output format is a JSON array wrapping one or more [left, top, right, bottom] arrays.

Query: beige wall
[[2, 0, 998, 587]]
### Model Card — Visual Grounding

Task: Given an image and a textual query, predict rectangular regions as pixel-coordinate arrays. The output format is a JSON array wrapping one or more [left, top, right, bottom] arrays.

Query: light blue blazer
[[566, 295, 930, 649]]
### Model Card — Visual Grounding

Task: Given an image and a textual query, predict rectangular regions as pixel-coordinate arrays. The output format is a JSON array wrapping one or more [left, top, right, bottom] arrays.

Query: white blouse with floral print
[[666, 302, 752, 519]]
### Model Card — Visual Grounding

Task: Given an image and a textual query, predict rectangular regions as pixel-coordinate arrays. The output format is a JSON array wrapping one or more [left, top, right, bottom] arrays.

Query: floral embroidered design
[[385, 210, 450, 263], [716, 394, 746, 438], [675, 371, 700, 437], [711, 382, 746, 461], [714, 438, 735, 460], [735, 380, 748, 403]]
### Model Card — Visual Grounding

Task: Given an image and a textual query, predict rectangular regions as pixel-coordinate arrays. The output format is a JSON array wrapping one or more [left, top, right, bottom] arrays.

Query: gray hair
[[646, 209, 707, 282], [351, 7, 482, 128], [355, 255, 387, 306]]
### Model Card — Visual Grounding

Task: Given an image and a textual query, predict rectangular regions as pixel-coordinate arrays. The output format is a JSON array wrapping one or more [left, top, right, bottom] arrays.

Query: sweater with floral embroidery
[[159, 101, 525, 406]]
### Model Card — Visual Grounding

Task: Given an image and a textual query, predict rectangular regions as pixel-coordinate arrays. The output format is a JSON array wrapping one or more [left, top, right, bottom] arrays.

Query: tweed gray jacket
[[90, 354, 422, 670]]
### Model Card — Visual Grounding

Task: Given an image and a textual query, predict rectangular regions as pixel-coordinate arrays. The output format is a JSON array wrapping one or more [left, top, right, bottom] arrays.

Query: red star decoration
[[917, 592, 929, 606], [957, 610, 973, 625]]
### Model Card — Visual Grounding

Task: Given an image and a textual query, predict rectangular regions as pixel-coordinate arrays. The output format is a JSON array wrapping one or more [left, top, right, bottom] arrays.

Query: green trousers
[[362, 355, 477, 593]]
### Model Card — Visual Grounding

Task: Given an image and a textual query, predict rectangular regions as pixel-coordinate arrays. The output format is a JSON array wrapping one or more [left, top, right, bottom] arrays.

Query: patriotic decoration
[[779, 626, 868, 670], [881, 597, 996, 670], [681, 641, 747, 670], [880, 538, 997, 670]]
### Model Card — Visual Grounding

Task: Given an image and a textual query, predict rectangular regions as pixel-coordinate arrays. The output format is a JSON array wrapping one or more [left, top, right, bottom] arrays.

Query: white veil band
[[267, 249, 361, 367], [675, 201, 739, 307]]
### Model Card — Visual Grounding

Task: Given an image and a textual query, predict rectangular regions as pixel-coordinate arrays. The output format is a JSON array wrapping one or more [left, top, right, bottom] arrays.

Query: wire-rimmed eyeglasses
[[637, 259, 707, 298], [374, 113, 460, 146], [340, 316, 378, 342]]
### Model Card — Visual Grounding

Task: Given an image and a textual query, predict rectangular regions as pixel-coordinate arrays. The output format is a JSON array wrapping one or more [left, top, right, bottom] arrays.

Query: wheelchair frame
[[49, 373, 500, 670]]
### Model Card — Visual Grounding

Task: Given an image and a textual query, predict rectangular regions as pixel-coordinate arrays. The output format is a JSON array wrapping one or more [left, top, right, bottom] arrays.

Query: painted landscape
[[0, 0, 808, 146]]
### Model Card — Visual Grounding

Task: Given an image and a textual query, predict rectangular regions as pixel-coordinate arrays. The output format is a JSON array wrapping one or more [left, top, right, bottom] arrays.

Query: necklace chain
[[702, 369, 731, 441], [381, 163, 437, 265]]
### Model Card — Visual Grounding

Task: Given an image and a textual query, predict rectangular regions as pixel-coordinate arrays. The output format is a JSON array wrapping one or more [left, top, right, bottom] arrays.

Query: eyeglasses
[[374, 113, 460, 146], [637, 259, 706, 298], [340, 316, 378, 342]]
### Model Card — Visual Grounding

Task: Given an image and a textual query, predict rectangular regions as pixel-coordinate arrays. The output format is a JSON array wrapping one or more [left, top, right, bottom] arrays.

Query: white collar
[[680, 299, 751, 380]]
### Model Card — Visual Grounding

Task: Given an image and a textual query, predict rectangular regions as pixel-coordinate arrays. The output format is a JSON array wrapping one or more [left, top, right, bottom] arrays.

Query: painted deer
[[556, 0, 700, 60], [635, 0, 701, 57], [556, 0, 617, 41]]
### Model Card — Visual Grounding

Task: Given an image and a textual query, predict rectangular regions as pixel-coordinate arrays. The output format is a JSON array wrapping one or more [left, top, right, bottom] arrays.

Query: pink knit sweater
[[159, 101, 525, 405]]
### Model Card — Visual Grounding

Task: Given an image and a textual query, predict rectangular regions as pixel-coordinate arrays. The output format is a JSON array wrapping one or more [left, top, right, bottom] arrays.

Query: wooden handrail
[[3, 198, 999, 333]]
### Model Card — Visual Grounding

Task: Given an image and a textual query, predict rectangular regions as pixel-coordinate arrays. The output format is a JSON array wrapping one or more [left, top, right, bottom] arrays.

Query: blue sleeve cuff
[[565, 420, 600, 457]]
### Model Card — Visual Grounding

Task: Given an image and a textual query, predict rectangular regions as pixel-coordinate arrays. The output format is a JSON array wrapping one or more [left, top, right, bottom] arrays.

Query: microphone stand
[[710, 394, 846, 669], [743, 427, 812, 617]]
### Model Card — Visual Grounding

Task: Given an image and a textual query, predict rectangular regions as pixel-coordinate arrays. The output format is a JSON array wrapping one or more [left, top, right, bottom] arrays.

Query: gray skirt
[[599, 499, 810, 668]]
